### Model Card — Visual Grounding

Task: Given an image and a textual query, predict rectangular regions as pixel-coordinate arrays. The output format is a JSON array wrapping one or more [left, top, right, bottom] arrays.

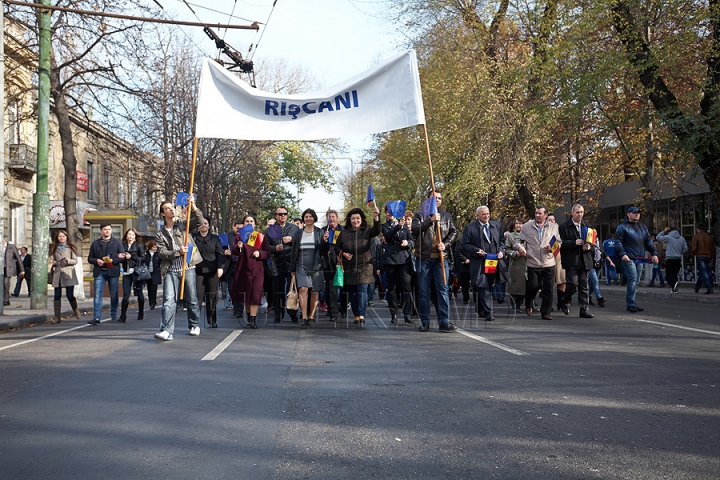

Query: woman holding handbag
[[142, 241, 162, 309], [119, 228, 146, 322], [289, 208, 326, 327], [49, 230, 81, 324], [231, 215, 271, 329]]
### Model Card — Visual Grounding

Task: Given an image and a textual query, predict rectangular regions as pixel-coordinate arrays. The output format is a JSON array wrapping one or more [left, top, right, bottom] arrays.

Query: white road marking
[[201, 329, 243, 361], [635, 319, 720, 336], [456, 328, 529, 356], [0, 318, 112, 352]]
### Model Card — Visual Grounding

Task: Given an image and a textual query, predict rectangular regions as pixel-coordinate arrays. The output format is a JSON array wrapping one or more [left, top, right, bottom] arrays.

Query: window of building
[[103, 164, 111, 208], [87, 160, 96, 201]]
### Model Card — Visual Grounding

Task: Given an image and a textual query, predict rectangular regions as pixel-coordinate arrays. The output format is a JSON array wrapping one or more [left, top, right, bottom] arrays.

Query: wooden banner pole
[[422, 124, 447, 285], [180, 137, 199, 300]]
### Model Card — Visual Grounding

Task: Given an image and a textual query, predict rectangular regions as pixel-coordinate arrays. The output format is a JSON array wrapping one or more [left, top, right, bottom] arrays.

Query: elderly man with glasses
[[266, 206, 300, 323]]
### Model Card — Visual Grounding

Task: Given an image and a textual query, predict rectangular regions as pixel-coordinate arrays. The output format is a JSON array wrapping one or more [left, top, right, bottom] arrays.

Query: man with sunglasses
[[266, 206, 300, 323]]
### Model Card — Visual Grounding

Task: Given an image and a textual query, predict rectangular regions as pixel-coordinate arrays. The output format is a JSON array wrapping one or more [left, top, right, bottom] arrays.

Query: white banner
[[195, 50, 426, 141]]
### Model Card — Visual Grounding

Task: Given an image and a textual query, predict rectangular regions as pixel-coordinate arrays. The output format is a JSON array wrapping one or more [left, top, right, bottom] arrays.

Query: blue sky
[[167, 0, 405, 216]]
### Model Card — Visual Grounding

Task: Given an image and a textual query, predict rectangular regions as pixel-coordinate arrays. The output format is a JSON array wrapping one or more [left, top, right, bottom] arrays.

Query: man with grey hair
[[558, 204, 594, 318], [515, 206, 559, 320], [458, 205, 506, 321]]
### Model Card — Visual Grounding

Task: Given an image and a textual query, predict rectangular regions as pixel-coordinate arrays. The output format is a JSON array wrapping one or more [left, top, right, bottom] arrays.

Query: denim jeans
[[160, 268, 200, 334], [694, 256, 713, 292], [348, 283, 369, 317], [621, 260, 644, 307], [604, 259, 618, 285], [93, 271, 119, 320], [588, 268, 603, 300], [418, 258, 450, 326]]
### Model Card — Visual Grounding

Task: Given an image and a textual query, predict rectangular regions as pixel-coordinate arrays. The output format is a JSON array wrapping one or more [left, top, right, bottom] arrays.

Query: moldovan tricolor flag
[[195, 51, 426, 141], [581, 226, 597, 245], [549, 236, 561, 258], [484, 254, 499, 274]]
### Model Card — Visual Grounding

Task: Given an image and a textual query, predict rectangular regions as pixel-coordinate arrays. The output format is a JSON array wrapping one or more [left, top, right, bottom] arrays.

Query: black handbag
[[133, 264, 152, 281]]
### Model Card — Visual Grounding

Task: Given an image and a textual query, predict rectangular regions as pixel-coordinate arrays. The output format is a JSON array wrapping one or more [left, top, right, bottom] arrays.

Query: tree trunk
[[49, 57, 81, 245]]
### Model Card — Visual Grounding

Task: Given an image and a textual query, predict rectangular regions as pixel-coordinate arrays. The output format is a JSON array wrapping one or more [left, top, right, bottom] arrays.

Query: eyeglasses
[[276, 212, 288, 216]]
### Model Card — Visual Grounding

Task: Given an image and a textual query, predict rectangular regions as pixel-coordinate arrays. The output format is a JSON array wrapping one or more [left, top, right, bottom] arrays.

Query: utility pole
[[30, 0, 51, 309], [0, 4, 6, 315]]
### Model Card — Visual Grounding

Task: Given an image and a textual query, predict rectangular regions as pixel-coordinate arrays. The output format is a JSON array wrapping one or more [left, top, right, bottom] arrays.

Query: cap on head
[[627, 206, 640, 214]]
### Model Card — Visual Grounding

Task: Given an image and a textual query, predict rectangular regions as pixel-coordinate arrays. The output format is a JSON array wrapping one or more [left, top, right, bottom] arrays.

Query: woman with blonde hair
[[50, 230, 81, 323]]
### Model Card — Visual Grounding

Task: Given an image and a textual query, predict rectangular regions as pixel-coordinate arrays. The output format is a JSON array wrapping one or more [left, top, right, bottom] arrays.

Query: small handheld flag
[[247, 231, 261, 248], [185, 244, 195, 263], [581, 226, 597, 245], [484, 253, 499, 274], [366, 185, 375, 207], [549, 236, 561, 257], [267, 224, 283, 239], [218, 233, 229, 248], [421, 197, 438, 218], [328, 229, 338, 244], [240, 224, 255, 244], [386, 200, 406, 219], [175, 192, 195, 207]]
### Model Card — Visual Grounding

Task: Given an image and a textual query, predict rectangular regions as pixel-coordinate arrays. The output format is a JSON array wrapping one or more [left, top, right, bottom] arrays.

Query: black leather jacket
[[411, 210, 458, 259]]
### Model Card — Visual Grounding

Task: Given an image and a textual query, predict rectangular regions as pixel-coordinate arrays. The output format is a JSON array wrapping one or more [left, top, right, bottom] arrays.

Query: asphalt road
[[1, 294, 718, 479]]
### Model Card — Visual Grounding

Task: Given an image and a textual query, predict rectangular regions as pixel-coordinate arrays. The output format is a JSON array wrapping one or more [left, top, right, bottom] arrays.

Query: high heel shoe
[[359, 316, 365, 324], [353, 316, 360, 324]]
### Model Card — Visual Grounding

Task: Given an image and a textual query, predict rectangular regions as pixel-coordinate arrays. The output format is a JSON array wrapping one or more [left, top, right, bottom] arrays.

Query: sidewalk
[[0, 291, 136, 332]]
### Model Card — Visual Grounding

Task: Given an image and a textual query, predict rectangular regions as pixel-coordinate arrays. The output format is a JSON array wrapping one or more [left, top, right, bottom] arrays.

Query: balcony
[[7, 144, 37, 174]]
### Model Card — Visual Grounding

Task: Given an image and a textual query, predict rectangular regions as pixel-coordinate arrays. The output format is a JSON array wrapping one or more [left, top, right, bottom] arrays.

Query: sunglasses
[[276, 212, 288, 216]]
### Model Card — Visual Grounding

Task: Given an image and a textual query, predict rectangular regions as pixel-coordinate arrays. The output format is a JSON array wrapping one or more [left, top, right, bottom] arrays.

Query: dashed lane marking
[[0, 318, 112, 352], [201, 329, 243, 361], [456, 328, 530, 356]]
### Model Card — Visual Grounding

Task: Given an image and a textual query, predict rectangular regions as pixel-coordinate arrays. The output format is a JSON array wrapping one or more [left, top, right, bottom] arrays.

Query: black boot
[[69, 298, 81, 319], [119, 299, 128, 323], [137, 298, 144, 320], [247, 315, 257, 329], [557, 290, 569, 315], [598, 297, 606, 308], [54, 300, 62, 324]]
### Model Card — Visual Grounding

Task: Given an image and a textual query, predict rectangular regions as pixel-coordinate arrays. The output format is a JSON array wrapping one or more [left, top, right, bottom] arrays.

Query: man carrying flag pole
[[412, 191, 458, 332]]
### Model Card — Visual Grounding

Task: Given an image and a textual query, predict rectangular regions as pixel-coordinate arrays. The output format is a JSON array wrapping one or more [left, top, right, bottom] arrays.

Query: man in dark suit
[[558, 204, 594, 318], [458, 205, 506, 321], [13, 246, 31, 297]]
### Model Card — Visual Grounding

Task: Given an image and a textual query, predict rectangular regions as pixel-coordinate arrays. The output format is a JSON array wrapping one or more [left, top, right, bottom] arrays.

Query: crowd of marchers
[[39, 193, 715, 340]]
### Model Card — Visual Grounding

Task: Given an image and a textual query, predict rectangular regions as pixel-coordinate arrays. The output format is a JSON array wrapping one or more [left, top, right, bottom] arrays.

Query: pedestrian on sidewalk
[[690, 223, 716, 294], [50, 230, 81, 323], [88, 223, 125, 325], [3, 239, 23, 306], [13, 246, 31, 297], [656, 226, 688, 293]]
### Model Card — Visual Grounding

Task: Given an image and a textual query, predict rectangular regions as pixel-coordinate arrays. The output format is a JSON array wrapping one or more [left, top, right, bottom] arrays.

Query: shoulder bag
[[286, 276, 299, 310], [133, 264, 152, 281]]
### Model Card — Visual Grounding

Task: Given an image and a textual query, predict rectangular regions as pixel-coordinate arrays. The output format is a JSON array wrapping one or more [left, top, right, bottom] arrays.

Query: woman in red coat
[[231, 215, 270, 329]]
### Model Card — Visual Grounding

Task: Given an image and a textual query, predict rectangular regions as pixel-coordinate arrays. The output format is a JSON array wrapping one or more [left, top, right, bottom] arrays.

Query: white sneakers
[[154, 330, 173, 341], [189, 326, 200, 336]]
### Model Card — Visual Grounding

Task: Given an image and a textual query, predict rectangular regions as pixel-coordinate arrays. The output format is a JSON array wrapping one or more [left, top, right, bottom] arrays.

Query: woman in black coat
[[192, 218, 227, 328], [143, 240, 162, 309], [336, 206, 381, 325], [381, 205, 415, 325], [120, 228, 146, 322], [289, 208, 326, 326]]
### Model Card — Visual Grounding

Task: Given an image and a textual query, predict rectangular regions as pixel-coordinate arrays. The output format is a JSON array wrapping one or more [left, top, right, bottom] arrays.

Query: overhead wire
[[247, 0, 278, 61]]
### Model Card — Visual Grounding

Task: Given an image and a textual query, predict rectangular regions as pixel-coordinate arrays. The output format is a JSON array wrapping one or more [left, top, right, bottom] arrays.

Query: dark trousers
[[196, 270, 219, 324], [273, 271, 298, 320], [665, 258, 682, 288], [122, 273, 145, 302], [323, 270, 339, 317], [54, 286, 75, 302], [458, 270, 471, 303], [476, 275, 497, 319], [565, 267, 590, 311], [147, 282, 158, 307], [384, 263, 413, 316], [526, 266, 555, 315]]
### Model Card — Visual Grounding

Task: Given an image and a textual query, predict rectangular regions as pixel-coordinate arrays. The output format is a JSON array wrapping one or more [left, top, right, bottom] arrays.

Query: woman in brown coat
[[230, 215, 270, 329], [49, 230, 81, 323], [336, 206, 381, 324]]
